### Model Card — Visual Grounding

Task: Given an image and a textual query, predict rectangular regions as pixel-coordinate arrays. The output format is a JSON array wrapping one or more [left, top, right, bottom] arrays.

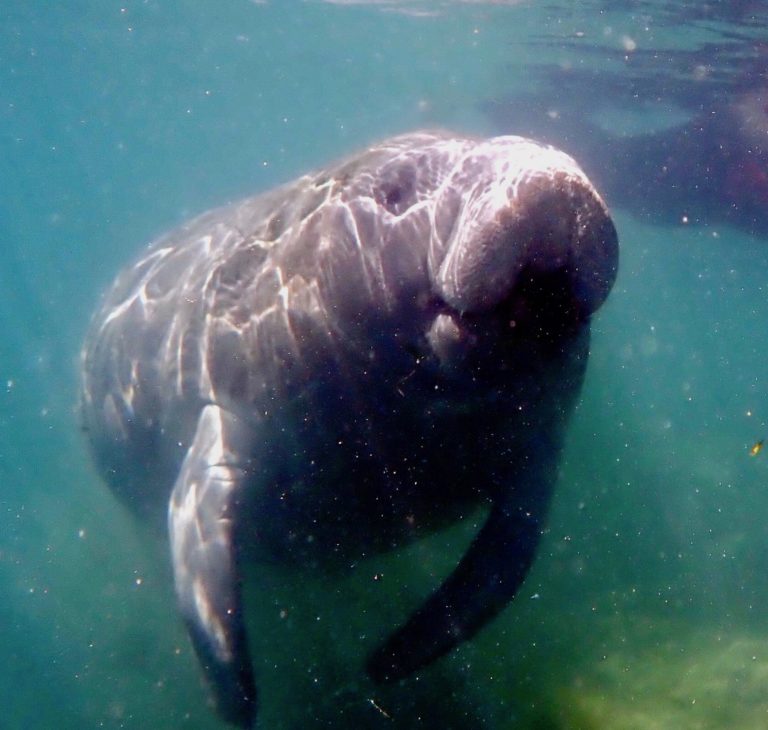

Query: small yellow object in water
[[749, 439, 764, 457]]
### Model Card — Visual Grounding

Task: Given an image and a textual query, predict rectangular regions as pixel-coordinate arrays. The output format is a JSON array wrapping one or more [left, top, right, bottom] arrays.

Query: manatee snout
[[435, 160, 618, 324]]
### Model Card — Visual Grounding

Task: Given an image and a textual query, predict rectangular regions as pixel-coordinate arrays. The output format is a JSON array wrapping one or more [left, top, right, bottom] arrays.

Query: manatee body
[[80, 131, 618, 727]]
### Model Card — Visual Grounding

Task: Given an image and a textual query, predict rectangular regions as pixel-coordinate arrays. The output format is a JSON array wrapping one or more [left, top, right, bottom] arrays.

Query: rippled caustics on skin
[[80, 131, 619, 727]]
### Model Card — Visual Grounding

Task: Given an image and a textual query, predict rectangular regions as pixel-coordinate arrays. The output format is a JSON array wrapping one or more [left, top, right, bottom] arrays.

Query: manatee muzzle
[[436, 170, 619, 322]]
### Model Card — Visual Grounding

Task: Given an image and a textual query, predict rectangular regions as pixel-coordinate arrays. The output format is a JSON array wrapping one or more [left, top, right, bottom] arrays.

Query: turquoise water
[[2, 2, 768, 727]]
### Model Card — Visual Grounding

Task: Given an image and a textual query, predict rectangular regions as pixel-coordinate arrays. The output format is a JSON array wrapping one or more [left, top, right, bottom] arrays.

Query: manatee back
[[79, 132, 477, 510]]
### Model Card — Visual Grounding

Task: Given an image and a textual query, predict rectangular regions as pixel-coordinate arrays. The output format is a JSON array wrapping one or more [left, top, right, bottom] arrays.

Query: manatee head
[[414, 138, 613, 361]]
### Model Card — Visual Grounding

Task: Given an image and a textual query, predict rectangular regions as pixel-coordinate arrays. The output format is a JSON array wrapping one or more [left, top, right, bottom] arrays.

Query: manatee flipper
[[168, 404, 256, 727], [367, 432, 560, 683]]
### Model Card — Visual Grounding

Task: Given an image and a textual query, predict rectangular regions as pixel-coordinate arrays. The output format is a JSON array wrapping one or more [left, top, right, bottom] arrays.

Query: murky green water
[[2, 2, 768, 727]]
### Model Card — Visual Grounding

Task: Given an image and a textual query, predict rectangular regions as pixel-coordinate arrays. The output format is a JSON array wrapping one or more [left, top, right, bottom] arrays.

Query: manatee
[[80, 131, 619, 727]]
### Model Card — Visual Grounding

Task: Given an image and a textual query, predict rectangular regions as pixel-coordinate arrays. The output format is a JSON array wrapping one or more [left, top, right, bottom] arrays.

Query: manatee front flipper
[[367, 433, 560, 683], [168, 404, 256, 727]]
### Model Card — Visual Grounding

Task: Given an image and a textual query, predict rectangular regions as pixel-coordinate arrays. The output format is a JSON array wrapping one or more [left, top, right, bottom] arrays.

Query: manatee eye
[[384, 185, 403, 208], [375, 162, 418, 215]]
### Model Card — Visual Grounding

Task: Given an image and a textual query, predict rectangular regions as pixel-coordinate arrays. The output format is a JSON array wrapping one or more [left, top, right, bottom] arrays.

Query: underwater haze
[[3, 1, 768, 727]]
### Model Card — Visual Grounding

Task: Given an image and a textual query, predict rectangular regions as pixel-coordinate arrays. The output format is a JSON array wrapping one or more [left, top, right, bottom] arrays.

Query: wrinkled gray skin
[[81, 131, 618, 728]]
